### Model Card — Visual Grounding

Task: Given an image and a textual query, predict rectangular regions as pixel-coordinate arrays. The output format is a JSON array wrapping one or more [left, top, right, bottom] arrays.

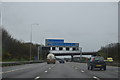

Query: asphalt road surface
[[1, 62, 119, 80]]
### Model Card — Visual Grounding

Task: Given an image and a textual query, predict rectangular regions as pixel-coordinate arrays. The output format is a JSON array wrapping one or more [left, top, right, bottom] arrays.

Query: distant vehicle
[[107, 57, 113, 62], [47, 53, 56, 64], [59, 59, 65, 63], [65, 59, 69, 62], [87, 56, 106, 70]]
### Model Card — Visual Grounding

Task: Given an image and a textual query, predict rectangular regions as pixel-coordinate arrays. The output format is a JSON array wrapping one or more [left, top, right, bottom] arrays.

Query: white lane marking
[[2, 67, 30, 74], [75, 67, 78, 69], [35, 76, 40, 80], [81, 70, 84, 72], [93, 76, 100, 80], [1, 63, 46, 74], [48, 64, 56, 70], [45, 70, 48, 73], [51, 66, 54, 68]]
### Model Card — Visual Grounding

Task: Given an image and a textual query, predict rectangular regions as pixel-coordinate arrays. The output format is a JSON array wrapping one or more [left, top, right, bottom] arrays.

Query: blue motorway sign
[[47, 43, 79, 47], [46, 39, 79, 47], [46, 39, 64, 43]]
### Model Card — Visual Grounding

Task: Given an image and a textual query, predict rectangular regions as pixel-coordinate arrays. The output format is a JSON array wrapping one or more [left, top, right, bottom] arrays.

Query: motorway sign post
[[80, 47, 82, 62]]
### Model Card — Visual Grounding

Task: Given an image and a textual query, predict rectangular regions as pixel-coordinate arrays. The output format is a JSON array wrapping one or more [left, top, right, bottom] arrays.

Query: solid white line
[[2, 63, 46, 74], [2, 67, 30, 74]]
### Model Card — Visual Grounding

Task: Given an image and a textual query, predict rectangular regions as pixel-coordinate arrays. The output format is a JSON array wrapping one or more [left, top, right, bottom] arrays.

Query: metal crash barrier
[[1, 60, 44, 67]]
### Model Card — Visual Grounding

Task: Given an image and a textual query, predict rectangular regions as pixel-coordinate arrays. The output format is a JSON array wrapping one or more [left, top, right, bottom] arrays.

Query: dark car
[[87, 56, 106, 70], [59, 59, 65, 63]]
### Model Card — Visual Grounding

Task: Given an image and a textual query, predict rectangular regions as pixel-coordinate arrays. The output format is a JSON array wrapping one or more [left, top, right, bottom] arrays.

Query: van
[[107, 57, 113, 62]]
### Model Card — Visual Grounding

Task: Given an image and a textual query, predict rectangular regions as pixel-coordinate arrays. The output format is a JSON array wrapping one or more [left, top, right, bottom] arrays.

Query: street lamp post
[[30, 24, 39, 61], [0, 2, 2, 27]]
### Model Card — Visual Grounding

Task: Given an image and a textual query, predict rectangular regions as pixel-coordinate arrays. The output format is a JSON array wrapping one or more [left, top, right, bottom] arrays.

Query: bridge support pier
[[71, 54, 74, 62]]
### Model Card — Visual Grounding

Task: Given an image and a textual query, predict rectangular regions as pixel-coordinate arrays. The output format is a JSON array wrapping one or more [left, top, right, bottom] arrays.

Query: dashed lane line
[[45, 70, 48, 73], [75, 67, 78, 70], [47, 64, 56, 70], [35, 76, 40, 80], [81, 70, 84, 73], [34, 64, 56, 79], [93, 76, 101, 80]]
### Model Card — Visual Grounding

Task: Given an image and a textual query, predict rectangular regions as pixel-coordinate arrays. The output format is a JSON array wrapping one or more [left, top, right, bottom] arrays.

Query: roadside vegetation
[[1, 27, 119, 65], [98, 43, 120, 66], [2, 28, 42, 61], [98, 43, 119, 62]]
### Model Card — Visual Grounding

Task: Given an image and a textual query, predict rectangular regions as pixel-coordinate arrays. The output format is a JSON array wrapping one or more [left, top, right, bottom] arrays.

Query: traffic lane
[[2, 62, 119, 79], [70, 62, 119, 78], [2, 63, 46, 72], [39, 63, 91, 78], [69, 62, 119, 78], [2, 63, 55, 78]]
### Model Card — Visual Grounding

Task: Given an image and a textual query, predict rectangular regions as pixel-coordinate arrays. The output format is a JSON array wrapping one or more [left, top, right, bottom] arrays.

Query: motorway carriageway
[[1, 62, 119, 80]]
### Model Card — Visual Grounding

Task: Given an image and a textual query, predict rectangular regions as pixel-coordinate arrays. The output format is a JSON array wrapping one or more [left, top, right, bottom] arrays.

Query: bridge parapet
[[53, 52, 98, 56], [50, 50, 80, 54]]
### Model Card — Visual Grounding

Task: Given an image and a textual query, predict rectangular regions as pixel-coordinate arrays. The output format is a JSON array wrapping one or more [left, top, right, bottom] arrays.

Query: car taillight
[[92, 58, 95, 61]]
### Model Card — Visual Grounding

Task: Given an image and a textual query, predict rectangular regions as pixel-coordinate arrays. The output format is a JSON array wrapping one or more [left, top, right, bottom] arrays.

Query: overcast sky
[[2, 2, 118, 52]]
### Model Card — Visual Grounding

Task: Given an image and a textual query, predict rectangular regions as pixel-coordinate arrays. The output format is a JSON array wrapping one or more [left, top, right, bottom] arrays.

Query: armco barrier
[[106, 62, 119, 67], [1, 60, 44, 67]]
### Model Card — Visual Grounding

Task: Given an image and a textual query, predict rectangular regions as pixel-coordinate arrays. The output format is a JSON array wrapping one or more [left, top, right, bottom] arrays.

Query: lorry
[[47, 53, 56, 64]]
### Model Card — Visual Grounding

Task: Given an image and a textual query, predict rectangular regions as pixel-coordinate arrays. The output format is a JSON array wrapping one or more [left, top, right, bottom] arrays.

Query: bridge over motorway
[[54, 52, 98, 56], [53, 52, 98, 61], [41, 46, 98, 61]]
